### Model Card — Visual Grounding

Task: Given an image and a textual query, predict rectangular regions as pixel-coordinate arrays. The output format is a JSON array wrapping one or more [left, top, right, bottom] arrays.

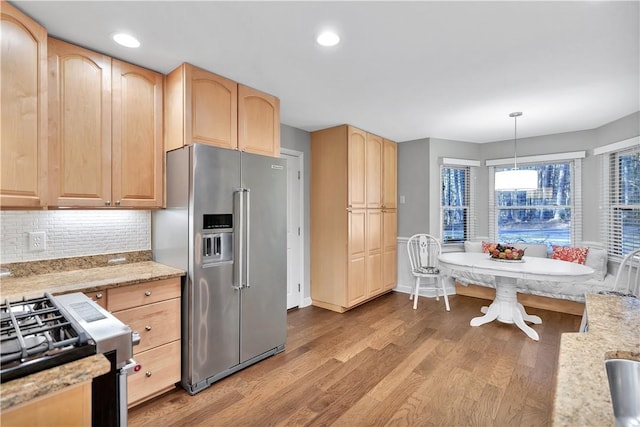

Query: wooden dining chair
[[613, 248, 640, 297], [580, 247, 640, 332], [406, 234, 450, 311]]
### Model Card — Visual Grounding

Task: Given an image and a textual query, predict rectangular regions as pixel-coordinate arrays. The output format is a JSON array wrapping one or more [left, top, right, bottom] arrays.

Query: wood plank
[[129, 292, 579, 427]]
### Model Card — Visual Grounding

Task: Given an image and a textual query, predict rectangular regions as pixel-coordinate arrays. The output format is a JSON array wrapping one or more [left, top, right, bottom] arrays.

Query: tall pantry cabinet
[[310, 125, 397, 313]]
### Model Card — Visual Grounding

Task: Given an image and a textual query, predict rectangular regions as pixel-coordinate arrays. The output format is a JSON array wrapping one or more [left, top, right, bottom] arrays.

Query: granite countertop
[[0, 260, 185, 301], [1, 354, 111, 411], [553, 293, 640, 426], [0, 254, 185, 411]]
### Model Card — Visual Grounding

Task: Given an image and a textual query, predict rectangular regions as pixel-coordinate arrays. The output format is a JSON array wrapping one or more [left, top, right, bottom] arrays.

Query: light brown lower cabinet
[[107, 277, 181, 406], [1, 381, 91, 427], [127, 340, 181, 405]]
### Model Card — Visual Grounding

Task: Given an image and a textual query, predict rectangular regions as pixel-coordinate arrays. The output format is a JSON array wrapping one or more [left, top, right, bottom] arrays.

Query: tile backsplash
[[0, 210, 151, 263]]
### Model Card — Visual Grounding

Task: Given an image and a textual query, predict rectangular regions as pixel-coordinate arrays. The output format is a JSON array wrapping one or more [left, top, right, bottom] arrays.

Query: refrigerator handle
[[245, 188, 251, 289], [233, 188, 244, 290]]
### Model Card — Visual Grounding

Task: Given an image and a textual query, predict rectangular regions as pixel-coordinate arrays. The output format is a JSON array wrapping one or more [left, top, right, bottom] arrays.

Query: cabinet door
[[383, 210, 398, 291], [238, 84, 280, 157], [128, 340, 180, 406], [347, 209, 367, 306], [48, 38, 111, 207], [366, 133, 383, 208], [1, 381, 91, 426], [366, 209, 383, 296], [0, 3, 47, 208], [112, 60, 163, 207], [187, 64, 238, 150], [348, 127, 366, 209], [383, 139, 397, 209]]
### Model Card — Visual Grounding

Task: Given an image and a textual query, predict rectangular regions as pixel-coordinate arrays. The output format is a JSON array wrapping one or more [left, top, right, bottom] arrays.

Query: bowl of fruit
[[488, 244, 525, 262]]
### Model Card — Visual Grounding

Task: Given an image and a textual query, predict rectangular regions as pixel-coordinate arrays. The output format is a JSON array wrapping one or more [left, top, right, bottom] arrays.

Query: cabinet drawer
[[114, 299, 180, 354], [108, 278, 180, 311], [84, 291, 107, 309], [128, 340, 181, 406]]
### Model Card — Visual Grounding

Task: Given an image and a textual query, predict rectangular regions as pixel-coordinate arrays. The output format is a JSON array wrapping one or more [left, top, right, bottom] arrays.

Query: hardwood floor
[[128, 292, 581, 426]]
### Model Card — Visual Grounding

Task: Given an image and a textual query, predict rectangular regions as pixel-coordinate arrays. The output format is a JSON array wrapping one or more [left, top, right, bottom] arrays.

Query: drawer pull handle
[[145, 371, 152, 377], [144, 291, 152, 296], [145, 325, 152, 331], [96, 293, 103, 299]]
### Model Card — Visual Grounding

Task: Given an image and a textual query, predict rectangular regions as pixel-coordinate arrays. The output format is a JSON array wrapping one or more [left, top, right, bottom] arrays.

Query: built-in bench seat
[[452, 241, 614, 315]]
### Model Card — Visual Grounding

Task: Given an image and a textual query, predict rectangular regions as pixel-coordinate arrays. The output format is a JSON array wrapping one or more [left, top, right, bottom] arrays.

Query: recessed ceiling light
[[113, 33, 140, 48], [316, 31, 340, 47]]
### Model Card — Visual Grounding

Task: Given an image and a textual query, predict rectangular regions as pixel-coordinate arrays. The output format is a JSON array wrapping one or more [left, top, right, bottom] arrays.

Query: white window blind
[[489, 158, 582, 248], [600, 144, 640, 260], [440, 164, 476, 243]]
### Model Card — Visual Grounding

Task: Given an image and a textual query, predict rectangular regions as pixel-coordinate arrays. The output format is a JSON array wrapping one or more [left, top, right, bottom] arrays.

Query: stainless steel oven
[[1, 292, 140, 426]]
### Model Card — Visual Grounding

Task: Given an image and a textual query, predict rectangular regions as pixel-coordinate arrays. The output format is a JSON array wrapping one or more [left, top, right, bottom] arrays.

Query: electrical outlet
[[28, 231, 46, 252]]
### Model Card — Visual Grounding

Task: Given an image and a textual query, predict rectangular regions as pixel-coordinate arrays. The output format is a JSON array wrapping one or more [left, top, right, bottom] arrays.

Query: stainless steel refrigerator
[[152, 143, 287, 395]]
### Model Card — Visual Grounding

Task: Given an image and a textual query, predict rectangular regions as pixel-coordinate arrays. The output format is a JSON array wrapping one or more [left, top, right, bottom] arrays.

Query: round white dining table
[[438, 252, 595, 341]]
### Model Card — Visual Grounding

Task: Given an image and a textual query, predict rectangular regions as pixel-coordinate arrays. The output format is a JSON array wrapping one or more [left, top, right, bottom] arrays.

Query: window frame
[[488, 153, 583, 248], [601, 145, 640, 259], [440, 161, 477, 244]]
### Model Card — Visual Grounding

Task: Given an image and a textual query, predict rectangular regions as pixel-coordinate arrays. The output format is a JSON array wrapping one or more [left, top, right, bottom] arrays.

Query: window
[[603, 145, 640, 258], [488, 155, 583, 250], [441, 164, 475, 243]]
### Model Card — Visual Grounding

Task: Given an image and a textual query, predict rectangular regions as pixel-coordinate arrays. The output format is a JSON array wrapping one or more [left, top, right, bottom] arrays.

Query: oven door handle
[[119, 358, 140, 427]]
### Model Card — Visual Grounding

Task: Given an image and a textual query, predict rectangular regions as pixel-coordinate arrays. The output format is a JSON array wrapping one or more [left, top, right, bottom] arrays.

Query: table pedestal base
[[470, 277, 542, 341]]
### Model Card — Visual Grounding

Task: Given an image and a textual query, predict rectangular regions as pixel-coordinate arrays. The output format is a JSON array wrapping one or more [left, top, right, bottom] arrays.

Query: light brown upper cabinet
[[348, 126, 367, 209], [0, 2, 48, 208], [165, 63, 280, 157], [383, 139, 397, 209], [165, 63, 238, 152], [366, 133, 383, 208], [238, 84, 280, 157], [111, 59, 163, 208], [48, 38, 163, 208]]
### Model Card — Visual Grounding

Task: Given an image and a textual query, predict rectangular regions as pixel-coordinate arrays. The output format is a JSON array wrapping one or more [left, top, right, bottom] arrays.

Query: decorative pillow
[[551, 246, 589, 264], [464, 241, 483, 253], [481, 241, 498, 253], [584, 246, 607, 281]]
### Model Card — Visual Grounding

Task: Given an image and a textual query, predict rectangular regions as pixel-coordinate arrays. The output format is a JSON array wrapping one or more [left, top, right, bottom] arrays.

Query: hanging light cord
[[510, 112, 522, 170], [513, 114, 518, 170]]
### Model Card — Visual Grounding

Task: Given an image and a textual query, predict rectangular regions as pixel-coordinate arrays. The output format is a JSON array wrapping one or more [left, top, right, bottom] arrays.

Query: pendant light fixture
[[494, 112, 538, 191]]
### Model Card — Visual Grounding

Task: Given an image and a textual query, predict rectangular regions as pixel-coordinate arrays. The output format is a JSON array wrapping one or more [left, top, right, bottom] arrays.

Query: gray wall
[[280, 124, 311, 302], [397, 111, 640, 244], [397, 138, 431, 237]]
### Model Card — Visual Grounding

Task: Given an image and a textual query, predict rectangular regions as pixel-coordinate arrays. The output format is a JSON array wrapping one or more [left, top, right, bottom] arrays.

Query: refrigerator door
[[189, 144, 241, 387], [240, 152, 287, 362]]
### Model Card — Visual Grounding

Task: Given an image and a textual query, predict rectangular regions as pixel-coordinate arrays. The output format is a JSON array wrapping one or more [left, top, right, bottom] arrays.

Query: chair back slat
[[614, 248, 640, 296], [407, 234, 441, 271]]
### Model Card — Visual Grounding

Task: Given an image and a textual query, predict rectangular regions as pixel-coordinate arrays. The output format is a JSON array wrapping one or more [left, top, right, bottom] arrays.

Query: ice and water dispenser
[[202, 214, 233, 265]]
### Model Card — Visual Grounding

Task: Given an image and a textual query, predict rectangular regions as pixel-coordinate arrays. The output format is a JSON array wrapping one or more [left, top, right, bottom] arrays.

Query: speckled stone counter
[[553, 294, 640, 426], [0, 257, 185, 412], [0, 260, 185, 301], [0, 354, 110, 411]]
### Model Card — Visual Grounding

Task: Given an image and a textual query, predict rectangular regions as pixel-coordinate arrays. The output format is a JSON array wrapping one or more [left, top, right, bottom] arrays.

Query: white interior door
[[281, 149, 303, 309]]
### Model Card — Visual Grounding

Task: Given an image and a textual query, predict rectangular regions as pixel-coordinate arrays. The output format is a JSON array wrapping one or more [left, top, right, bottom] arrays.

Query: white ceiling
[[12, 1, 640, 143]]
